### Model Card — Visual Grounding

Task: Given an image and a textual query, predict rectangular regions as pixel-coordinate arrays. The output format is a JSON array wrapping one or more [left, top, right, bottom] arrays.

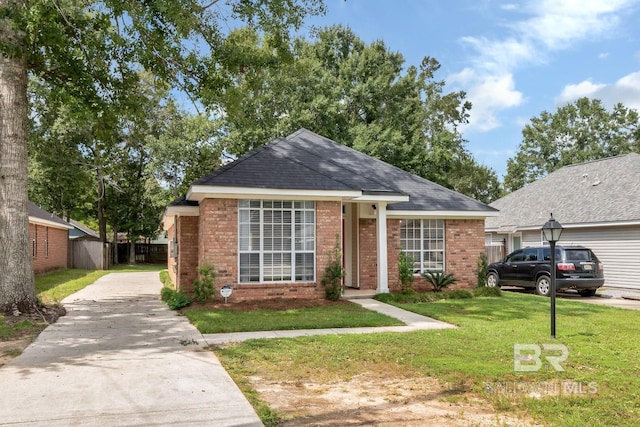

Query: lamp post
[[542, 213, 563, 339]]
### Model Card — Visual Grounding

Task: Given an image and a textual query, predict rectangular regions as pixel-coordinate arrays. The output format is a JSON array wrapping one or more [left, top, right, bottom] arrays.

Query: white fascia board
[[353, 194, 409, 203], [165, 205, 200, 216], [29, 217, 73, 230], [162, 205, 200, 230], [187, 185, 362, 201], [387, 210, 500, 219], [516, 219, 640, 231]]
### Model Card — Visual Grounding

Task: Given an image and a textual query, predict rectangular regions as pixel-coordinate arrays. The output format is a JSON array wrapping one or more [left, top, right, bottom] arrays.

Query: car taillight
[[599, 263, 604, 270], [557, 263, 576, 271]]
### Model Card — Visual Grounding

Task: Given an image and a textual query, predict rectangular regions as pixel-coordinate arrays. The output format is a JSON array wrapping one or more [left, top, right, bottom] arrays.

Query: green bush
[[161, 286, 193, 310], [473, 286, 502, 297], [194, 264, 216, 303], [477, 253, 488, 287], [422, 270, 458, 292], [398, 252, 415, 294], [159, 270, 173, 288], [321, 238, 345, 301], [446, 289, 474, 299]]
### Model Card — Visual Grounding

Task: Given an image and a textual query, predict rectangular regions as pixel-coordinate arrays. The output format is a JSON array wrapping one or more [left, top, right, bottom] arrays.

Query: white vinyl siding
[[555, 226, 640, 289], [400, 219, 445, 273], [238, 200, 315, 283]]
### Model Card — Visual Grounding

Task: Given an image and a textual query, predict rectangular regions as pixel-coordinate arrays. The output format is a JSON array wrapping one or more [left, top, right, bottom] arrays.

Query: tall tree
[[1, 0, 34, 313], [0, 0, 324, 313], [218, 26, 501, 202], [505, 97, 640, 192]]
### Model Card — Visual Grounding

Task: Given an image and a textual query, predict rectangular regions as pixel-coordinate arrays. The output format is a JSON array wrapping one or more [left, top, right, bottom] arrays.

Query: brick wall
[[30, 223, 68, 274], [185, 199, 341, 302], [386, 219, 401, 291], [443, 218, 485, 289], [199, 198, 237, 291], [176, 216, 199, 292], [406, 219, 484, 291], [358, 218, 377, 290]]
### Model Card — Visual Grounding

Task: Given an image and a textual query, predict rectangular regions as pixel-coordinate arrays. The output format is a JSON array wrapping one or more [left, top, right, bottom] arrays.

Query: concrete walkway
[[203, 298, 455, 345], [0, 272, 262, 427]]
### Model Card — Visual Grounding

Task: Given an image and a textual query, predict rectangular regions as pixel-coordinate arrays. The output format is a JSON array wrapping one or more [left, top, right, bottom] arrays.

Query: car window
[[507, 250, 525, 262], [565, 249, 591, 261], [542, 247, 562, 261], [523, 248, 538, 261]]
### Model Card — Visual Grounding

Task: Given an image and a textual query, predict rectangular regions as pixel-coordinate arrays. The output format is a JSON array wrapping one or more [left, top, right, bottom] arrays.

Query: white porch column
[[376, 202, 389, 293]]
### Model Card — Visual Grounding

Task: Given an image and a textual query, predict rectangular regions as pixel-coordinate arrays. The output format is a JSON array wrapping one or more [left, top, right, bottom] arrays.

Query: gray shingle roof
[[192, 129, 495, 213], [486, 153, 640, 230], [28, 201, 70, 228]]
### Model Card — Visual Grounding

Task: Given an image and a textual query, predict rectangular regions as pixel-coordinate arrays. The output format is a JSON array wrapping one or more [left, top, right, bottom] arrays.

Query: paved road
[[0, 272, 262, 427]]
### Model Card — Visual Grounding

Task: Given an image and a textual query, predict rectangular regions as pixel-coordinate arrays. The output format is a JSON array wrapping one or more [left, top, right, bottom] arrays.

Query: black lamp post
[[542, 213, 563, 339]]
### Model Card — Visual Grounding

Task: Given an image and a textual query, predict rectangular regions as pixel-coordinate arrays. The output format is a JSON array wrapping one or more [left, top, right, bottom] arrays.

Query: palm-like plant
[[422, 270, 458, 292]]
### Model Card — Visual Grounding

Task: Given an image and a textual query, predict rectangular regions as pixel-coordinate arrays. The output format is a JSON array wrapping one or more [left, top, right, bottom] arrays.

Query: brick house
[[28, 201, 72, 274], [163, 129, 498, 301]]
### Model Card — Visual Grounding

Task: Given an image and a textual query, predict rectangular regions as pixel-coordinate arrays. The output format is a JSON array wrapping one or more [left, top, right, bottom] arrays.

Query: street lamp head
[[542, 213, 563, 243]]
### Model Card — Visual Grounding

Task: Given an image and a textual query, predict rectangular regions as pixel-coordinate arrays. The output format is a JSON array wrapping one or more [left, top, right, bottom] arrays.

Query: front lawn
[[184, 302, 404, 333], [215, 292, 640, 426]]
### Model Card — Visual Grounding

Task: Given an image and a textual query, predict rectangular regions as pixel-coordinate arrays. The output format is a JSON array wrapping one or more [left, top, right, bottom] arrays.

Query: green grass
[[184, 302, 404, 333], [215, 292, 640, 426]]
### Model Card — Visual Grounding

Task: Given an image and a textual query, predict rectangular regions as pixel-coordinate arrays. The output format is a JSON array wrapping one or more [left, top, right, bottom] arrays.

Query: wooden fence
[[485, 245, 506, 264], [69, 240, 112, 270]]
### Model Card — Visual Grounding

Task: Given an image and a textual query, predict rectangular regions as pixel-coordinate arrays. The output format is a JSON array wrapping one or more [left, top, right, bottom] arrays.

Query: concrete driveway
[[0, 272, 262, 427], [502, 286, 640, 310]]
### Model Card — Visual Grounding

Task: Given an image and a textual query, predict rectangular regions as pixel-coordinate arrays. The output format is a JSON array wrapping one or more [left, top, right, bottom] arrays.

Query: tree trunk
[[96, 163, 107, 242], [112, 228, 119, 265], [128, 241, 136, 265], [0, 0, 38, 313]]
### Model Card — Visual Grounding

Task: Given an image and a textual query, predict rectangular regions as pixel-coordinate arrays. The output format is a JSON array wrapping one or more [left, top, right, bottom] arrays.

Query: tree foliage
[[0, 0, 325, 313], [505, 97, 640, 192], [218, 26, 501, 202]]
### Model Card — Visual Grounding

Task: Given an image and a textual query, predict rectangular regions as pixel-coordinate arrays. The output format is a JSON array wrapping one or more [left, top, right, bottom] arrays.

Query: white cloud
[[556, 71, 640, 111], [450, 69, 523, 131], [598, 52, 609, 59], [450, 0, 638, 132]]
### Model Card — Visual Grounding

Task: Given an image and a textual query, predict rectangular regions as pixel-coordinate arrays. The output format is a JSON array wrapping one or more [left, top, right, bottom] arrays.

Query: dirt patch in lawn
[[251, 373, 539, 426]]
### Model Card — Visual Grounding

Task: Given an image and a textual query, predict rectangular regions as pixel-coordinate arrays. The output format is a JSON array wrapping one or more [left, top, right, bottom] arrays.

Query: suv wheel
[[487, 272, 499, 288], [578, 289, 597, 297], [535, 275, 551, 296]]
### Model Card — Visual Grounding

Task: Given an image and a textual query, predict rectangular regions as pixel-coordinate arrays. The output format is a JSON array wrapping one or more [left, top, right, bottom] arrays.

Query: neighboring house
[[486, 153, 640, 289], [68, 219, 100, 241], [163, 129, 498, 301], [28, 201, 72, 274]]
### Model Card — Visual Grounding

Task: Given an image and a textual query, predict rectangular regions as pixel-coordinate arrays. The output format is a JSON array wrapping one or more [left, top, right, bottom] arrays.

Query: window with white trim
[[238, 200, 315, 283], [400, 219, 445, 273]]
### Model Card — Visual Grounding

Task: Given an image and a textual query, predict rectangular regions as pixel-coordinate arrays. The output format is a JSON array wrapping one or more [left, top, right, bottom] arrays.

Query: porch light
[[542, 213, 563, 339]]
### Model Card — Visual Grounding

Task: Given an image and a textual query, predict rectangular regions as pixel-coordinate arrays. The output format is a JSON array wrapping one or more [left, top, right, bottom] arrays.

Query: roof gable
[[190, 129, 495, 213], [487, 153, 640, 230]]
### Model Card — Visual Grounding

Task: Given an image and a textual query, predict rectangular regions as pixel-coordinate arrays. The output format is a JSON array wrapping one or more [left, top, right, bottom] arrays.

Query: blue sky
[[299, 0, 640, 178]]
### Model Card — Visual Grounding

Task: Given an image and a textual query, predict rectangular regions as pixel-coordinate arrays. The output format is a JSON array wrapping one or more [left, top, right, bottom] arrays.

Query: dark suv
[[487, 245, 604, 297]]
